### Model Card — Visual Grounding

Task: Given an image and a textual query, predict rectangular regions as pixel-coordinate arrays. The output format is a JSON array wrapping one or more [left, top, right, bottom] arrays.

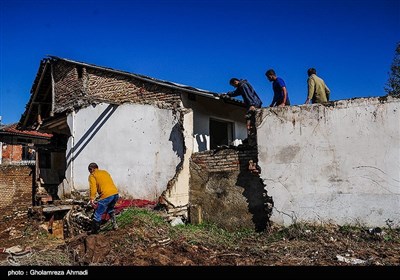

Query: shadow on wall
[[236, 155, 273, 232], [169, 122, 185, 164], [66, 104, 118, 168]]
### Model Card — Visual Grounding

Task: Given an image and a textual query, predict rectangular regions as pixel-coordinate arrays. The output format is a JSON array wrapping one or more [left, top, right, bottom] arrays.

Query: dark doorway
[[209, 118, 233, 149]]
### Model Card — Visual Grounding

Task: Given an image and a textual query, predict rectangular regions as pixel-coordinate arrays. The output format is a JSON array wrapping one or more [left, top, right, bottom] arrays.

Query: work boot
[[90, 220, 101, 234], [110, 212, 118, 230]]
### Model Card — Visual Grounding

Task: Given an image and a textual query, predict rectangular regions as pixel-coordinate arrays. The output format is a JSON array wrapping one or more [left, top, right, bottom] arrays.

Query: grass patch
[[103, 206, 400, 250], [103, 207, 257, 248], [171, 221, 257, 248], [102, 207, 166, 231]]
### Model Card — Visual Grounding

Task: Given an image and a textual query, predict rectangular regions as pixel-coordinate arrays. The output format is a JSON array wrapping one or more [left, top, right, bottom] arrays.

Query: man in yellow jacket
[[305, 68, 331, 104], [88, 162, 119, 234]]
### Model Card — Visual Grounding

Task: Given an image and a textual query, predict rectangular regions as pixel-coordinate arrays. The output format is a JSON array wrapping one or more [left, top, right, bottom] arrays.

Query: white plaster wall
[[182, 95, 247, 152], [258, 96, 400, 227], [65, 103, 182, 200]]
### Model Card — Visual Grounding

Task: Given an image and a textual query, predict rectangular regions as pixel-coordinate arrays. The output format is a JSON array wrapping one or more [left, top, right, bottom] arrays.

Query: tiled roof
[[0, 123, 52, 139]]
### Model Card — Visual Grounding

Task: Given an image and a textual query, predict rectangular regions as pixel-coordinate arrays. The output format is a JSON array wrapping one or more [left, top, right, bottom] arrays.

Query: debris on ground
[[0, 204, 399, 266]]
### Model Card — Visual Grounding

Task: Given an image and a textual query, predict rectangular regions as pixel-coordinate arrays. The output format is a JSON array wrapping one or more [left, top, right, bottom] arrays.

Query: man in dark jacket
[[225, 78, 262, 110], [222, 78, 262, 145]]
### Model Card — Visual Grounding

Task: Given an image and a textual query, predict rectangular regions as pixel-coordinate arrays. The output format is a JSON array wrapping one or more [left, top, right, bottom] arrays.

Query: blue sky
[[0, 0, 399, 124]]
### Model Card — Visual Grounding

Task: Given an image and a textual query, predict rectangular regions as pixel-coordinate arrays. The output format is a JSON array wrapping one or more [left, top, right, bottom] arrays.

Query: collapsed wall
[[189, 148, 273, 232]]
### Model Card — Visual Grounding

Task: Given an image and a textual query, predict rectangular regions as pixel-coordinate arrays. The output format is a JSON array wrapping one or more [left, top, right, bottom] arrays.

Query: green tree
[[385, 42, 400, 96]]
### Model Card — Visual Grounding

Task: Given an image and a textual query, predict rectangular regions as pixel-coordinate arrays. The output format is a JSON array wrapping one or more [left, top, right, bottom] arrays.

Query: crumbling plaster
[[162, 95, 249, 214], [64, 102, 183, 200]]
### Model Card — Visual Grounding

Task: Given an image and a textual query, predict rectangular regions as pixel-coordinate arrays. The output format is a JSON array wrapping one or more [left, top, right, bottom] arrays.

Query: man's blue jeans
[[94, 194, 119, 222]]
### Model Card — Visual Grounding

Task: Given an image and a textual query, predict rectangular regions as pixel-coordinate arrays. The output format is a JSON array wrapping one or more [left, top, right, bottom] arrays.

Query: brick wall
[[0, 165, 33, 215], [2, 144, 22, 163], [53, 61, 182, 114], [191, 148, 258, 172], [190, 148, 273, 232]]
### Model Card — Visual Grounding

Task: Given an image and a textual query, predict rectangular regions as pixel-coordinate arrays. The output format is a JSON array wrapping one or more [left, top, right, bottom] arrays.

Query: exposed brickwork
[[53, 61, 182, 113], [2, 144, 22, 163], [0, 165, 33, 215], [190, 147, 272, 232], [53, 61, 85, 111], [191, 148, 259, 173]]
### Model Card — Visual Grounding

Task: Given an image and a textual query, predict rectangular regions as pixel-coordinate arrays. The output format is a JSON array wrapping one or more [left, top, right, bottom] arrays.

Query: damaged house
[[16, 56, 399, 233], [18, 56, 252, 223]]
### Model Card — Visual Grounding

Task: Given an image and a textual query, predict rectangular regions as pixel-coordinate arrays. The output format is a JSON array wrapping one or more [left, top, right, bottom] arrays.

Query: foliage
[[385, 42, 400, 96]]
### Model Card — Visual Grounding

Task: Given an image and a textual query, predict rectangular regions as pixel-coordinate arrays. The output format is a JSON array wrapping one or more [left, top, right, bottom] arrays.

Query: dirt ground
[[0, 206, 399, 268]]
